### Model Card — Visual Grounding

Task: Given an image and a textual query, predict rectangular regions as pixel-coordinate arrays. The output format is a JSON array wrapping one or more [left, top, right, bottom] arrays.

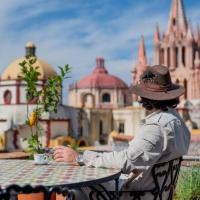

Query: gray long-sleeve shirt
[[83, 108, 190, 191]]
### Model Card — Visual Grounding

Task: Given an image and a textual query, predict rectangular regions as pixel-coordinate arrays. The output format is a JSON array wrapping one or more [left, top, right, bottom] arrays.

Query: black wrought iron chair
[[0, 184, 75, 200], [89, 157, 182, 200]]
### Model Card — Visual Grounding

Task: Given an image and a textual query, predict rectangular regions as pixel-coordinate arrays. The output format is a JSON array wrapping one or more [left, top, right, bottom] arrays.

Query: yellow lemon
[[28, 112, 37, 126]]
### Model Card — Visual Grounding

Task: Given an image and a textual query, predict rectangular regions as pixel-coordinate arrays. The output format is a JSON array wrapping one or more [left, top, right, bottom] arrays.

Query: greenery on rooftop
[[175, 166, 200, 200]]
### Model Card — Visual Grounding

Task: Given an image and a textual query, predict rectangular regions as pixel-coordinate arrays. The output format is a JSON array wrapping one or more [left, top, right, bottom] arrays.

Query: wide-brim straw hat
[[132, 65, 185, 101]]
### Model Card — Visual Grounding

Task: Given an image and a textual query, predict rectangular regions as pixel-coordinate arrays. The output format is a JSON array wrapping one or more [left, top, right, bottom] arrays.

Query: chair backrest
[[151, 157, 182, 200], [119, 157, 182, 200], [83, 157, 183, 200]]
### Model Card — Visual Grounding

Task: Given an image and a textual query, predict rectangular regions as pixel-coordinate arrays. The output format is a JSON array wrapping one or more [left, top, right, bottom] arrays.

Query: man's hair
[[140, 98, 179, 111]]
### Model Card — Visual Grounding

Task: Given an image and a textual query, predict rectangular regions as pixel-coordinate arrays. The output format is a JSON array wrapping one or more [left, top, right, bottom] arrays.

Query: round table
[[0, 160, 121, 200]]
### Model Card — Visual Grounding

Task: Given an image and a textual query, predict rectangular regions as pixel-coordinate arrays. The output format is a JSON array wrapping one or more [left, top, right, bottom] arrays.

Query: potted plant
[[19, 56, 70, 161]]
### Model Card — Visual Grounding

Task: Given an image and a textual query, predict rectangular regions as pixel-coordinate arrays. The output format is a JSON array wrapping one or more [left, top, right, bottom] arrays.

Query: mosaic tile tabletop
[[0, 160, 121, 189]]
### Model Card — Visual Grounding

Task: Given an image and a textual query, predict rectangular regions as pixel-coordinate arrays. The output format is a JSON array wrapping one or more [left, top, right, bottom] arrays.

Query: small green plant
[[68, 143, 78, 151], [20, 56, 70, 156], [175, 166, 200, 200]]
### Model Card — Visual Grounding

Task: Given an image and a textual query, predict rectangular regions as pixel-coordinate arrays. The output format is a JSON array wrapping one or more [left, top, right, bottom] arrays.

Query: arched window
[[173, 18, 176, 26], [184, 79, 187, 99], [193, 49, 195, 66], [124, 95, 127, 105], [83, 93, 94, 108], [160, 48, 164, 64], [175, 47, 179, 68], [102, 93, 110, 103], [4, 90, 12, 104], [167, 47, 170, 67], [182, 47, 185, 66], [99, 120, 103, 135], [118, 122, 125, 134]]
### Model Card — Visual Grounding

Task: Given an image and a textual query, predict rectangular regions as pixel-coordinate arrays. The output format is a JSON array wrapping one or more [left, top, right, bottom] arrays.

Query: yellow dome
[[1, 57, 57, 80]]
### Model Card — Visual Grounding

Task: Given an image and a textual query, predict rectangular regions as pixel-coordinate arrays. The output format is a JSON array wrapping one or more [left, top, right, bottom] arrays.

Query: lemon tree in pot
[[20, 56, 70, 160]]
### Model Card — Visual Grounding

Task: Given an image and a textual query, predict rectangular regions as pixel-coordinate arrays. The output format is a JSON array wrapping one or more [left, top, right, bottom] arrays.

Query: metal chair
[[89, 157, 182, 200], [119, 157, 182, 200]]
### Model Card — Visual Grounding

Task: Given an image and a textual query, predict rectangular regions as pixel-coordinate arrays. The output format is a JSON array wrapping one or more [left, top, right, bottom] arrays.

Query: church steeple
[[132, 36, 147, 86], [149, 0, 200, 101], [186, 21, 194, 43], [138, 36, 147, 66], [166, 0, 187, 36], [154, 25, 160, 45], [132, 36, 148, 101]]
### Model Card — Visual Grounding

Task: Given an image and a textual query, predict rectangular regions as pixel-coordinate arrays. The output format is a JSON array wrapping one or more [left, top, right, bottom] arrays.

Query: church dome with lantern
[[75, 57, 128, 89], [69, 57, 131, 109], [1, 42, 57, 81], [0, 42, 57, 106]]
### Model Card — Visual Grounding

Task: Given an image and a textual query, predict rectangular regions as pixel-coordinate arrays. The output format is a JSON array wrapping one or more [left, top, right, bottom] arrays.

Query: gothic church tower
[[154, 0, 200, 100]]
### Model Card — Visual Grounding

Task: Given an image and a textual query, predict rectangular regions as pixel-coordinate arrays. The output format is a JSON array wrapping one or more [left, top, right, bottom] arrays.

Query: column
[[186, 46, 193, 69]]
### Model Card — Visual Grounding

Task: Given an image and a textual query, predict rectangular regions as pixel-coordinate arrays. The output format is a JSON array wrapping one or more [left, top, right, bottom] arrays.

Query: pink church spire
[[154, 25, 160, 45], [132, 36, 148, 85], [138, 36, 147, 66], [186, 21, 194, 42], [166, 0, 187, 36], [132, 36, 148, 101]]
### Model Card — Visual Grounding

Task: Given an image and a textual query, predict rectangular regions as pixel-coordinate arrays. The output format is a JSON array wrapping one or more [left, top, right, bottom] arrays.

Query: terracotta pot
[[18, 193, 64, 200]]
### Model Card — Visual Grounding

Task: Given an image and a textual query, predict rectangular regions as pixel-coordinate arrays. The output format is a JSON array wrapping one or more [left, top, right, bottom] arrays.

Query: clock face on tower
[[4, 90, 12, 104]]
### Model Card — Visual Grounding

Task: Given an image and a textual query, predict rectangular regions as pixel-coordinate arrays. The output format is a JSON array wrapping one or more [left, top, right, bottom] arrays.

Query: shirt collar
[[140, 109, 162, 125]]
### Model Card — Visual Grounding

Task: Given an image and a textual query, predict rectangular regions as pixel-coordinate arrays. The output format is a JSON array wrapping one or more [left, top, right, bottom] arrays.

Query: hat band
[[140, 82, 173, 92]]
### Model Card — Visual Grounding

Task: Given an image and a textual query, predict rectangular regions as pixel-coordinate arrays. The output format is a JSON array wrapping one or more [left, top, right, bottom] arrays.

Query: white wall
[[113, 107, 145, 136]]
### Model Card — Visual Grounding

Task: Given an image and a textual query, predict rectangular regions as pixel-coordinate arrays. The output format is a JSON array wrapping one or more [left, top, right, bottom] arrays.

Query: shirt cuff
[[83, 150, 100, 166]]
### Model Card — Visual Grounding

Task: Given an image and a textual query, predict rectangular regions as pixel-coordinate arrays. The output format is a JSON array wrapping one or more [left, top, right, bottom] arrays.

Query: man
[[54, 65, 190, 199]]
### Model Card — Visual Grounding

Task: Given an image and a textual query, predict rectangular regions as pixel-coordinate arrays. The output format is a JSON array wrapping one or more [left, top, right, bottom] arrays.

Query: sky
[[0, 0, 200, 104]]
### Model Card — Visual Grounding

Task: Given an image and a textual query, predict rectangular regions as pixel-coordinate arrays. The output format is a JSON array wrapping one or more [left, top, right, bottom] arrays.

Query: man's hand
[[53, 145, 79, 164]]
